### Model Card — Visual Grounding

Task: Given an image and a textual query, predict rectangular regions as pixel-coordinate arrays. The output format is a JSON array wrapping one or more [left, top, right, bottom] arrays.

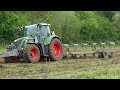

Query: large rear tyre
[[49, 38, 64, 61], [23, 44, 40, 63]]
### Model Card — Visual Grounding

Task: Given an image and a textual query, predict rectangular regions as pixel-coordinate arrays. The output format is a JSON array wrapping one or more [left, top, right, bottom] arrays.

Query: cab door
[[38, 25, 48, 43]]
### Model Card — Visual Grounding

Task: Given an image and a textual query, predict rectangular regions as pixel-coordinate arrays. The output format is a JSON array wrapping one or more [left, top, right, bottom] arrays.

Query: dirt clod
[[0, 56, 4, 63], [113, 49, 120, 58]]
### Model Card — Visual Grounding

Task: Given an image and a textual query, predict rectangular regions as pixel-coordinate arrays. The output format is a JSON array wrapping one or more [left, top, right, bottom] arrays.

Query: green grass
[[0, 45, 120, 79], [0, 44, 6, 54]]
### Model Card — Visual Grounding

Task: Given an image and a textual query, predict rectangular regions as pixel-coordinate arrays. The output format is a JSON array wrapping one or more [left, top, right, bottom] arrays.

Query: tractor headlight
[[26, 38, 33, 43], [27, 39, 33, 43], [29, 39, 33, 43]]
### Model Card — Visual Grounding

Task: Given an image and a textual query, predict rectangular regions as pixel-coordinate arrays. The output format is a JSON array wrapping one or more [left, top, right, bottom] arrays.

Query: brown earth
[[0, 49, 120, 64], [113, 49, 120, 58], [0, 56, 4, 63]]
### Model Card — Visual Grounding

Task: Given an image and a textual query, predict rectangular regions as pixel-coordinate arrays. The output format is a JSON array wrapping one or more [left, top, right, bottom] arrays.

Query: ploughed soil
[[113, 49, 120, 58], [0, 56, 4, 63], [0, 49, 120, 64]]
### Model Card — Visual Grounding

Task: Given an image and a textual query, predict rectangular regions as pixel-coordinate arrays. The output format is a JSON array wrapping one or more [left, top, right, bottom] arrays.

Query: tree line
[[0, 11, 120, 44]]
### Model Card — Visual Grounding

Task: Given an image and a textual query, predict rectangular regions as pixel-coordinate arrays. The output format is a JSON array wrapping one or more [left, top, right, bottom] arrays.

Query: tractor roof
[[25, 23, 50, 28], [39, 23, 50, 26]]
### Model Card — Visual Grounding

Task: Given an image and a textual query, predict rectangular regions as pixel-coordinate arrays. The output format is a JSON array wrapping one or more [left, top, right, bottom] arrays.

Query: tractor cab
[[18, 23, 51, 42], [25, 23, 51, 43]]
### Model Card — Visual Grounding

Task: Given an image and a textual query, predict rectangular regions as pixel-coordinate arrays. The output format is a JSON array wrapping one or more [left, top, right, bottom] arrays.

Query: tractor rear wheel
[[49, 38, 64, 61], [23, 44, 40, 63]]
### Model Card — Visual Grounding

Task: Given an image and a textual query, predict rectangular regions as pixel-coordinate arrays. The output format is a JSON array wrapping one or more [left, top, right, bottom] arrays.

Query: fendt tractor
[[1, 23, 64, 63], [1, 23, 116, 63]]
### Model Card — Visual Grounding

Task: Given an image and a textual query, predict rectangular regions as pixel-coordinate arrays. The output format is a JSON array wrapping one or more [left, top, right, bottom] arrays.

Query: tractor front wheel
[[49, 38, 64, 61], [23, 44, 40, 63]]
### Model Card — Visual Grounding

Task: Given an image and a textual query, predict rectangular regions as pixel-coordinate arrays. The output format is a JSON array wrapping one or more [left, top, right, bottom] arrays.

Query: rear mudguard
[[42, 35, 62, 57], [44, 35, 62, 45]]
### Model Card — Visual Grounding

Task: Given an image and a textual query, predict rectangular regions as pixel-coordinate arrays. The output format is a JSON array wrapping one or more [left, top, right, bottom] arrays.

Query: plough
[[63, 41, 116, 59]]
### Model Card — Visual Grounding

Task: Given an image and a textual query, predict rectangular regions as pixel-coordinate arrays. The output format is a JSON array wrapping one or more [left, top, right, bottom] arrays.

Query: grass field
[[0, 44, 120, 79], [0, 44, 6, 54]]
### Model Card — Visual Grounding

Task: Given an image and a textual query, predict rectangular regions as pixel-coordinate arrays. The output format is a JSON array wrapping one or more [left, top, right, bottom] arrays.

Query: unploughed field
[[0, 44, 120, 79]]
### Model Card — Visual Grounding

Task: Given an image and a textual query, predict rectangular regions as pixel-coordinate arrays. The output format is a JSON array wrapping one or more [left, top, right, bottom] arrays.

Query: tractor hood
[[6, 36, 34, 51], [14, 37, 23, 42], [13, 36, 34, 46], [13, 37, 23, 47], [6, 37, 24, 50], [13, 36, 34, 48]]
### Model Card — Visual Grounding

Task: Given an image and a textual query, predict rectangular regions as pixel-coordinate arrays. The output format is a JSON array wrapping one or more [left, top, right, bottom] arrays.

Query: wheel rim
[[30, 48, 39, 61], [53, 43, 62, 58]]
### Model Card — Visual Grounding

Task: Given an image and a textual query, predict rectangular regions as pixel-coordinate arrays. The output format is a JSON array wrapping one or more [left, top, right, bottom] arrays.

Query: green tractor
[[1, 23, 64, 63]]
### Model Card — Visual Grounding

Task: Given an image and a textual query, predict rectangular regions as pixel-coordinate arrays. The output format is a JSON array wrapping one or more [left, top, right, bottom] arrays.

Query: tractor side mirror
[[17, 35, 19, 38], [17, 27, 23, 38]]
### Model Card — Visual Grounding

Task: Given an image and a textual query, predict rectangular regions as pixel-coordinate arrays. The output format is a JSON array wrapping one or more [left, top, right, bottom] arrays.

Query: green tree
[[49, 11, 81, 43], [0, 11, 28, 44]]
